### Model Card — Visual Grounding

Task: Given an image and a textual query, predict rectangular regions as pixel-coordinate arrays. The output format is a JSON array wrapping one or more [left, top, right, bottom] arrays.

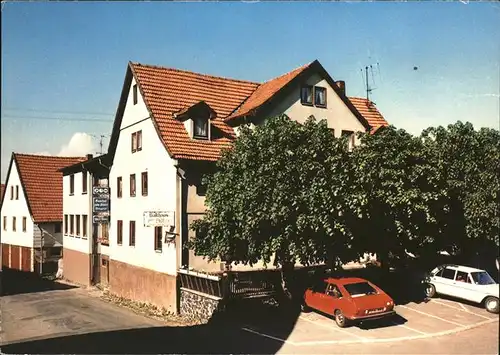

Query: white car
[[425, 264, 499, 314]]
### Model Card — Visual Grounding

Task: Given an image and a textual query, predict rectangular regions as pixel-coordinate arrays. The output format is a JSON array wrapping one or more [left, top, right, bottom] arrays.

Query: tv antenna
[[91, 134, 109, 155], [360, 62, 381, 102]]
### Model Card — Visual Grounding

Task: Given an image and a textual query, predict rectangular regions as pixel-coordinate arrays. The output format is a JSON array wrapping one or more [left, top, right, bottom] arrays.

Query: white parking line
[[390, 321, 428, 335], [431, 299, 494, 320], [436, 298, 470, 311], [398, 305, 465, 326], [291, 317, 498, 346], [241, 327, 292, 344], [241, 316, 498, 346], [299, 315, 366, 340]]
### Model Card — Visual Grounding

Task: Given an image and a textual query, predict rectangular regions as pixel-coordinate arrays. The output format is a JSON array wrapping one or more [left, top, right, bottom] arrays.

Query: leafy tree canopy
[[347, 125, 446, 263], [421, 121, 500, 254], [188, 115, 355, 269]]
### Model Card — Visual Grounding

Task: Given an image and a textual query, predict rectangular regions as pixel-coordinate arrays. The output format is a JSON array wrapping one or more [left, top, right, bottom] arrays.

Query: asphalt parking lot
[[2, 270, 498, 354], [242, 297, 499, 347]]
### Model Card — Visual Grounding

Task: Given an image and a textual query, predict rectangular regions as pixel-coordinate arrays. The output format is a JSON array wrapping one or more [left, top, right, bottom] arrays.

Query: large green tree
[[421, 121, 500, 256], [346, 126, 446, 266], [188, 115, 353, 296]]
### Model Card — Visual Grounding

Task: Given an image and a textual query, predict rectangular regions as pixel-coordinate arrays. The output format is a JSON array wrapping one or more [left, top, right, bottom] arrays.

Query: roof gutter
[[98, 157, 110, 170]]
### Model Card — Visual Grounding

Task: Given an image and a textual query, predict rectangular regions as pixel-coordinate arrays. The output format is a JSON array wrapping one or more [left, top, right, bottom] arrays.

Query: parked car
[[424, 264, 499, 314], [301, 277, 396, 328]]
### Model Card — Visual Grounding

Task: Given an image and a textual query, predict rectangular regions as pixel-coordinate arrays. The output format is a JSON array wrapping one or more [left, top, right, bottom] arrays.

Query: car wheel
[[425, 283, 436, 298], [334, 310, 347, 328], [484, 297, 499, 314]]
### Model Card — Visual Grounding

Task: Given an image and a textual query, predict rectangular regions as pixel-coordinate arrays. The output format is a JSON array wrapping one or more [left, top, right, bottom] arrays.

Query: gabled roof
[[349, 97, 389, 134], [5, 153, 86, 223], [0, 184, 5, 204], [108, 62, 259, 162], [59, 153, 111, 176], [225, 62, 312, 121], [108, 60, 382, 163], [224, 60, 372, 130]]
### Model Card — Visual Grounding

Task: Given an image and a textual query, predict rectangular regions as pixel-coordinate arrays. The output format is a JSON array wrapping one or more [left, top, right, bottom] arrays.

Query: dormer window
[[193, 117, 208, 139], [174, 101, 216, 141]]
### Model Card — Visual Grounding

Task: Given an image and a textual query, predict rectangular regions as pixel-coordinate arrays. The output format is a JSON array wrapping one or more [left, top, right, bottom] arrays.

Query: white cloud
[[32, 151, 53, 156], [58, 132, 97, 157]]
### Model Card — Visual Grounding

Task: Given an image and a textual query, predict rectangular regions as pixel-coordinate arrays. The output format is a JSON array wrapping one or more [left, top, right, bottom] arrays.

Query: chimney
[[86, 154, 93, 160], [335, 80, 346, 96]]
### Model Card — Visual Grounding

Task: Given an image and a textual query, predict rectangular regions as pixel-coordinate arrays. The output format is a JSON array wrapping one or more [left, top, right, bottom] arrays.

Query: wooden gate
[[21, 247, 32, 272], [10, 245, 20, 270], [1, 244, 10, 268]]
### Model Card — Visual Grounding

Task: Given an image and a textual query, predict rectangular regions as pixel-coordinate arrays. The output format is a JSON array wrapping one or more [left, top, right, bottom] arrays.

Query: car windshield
[[470, 271, 496, 285], [343, 282, 378, 297]]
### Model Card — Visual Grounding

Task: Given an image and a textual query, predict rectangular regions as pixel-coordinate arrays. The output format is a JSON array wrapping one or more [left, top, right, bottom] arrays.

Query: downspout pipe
[[37, 224, 44, 275]]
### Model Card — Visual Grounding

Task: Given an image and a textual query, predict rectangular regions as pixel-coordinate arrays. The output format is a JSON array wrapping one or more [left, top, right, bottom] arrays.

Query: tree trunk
[[279, 261, 295, 301]]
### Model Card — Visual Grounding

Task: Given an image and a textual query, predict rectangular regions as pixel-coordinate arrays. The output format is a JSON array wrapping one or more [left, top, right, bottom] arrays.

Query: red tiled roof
[[129, 62, 388, 162], [131, 63, 259, 161], [349, 97, 389, 134], [225, 62, 312, 121], [14, 154, 86, 222]]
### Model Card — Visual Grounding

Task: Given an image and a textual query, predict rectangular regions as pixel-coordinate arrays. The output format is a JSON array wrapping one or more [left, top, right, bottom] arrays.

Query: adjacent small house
[[0, 153, 86, 273], [59, 153, 111, 286]]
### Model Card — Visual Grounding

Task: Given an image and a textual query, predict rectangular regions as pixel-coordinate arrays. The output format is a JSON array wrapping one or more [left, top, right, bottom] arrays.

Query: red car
[[302, 277, 396, 327]]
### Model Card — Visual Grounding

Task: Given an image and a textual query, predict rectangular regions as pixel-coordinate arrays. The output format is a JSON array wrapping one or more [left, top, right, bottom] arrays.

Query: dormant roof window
[[173, 101, 216, 141], [193, 117, 208, 139]]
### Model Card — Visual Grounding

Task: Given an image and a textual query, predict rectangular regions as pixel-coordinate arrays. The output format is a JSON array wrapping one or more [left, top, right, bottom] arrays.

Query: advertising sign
[[93, 185, 110, 224], [93, 214, 109, 224], [143, 211, 175, 227]]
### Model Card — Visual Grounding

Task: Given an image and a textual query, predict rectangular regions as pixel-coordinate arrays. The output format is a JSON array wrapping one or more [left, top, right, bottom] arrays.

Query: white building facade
[[79, 59, 388, 313], [1, 153, 85, 274]]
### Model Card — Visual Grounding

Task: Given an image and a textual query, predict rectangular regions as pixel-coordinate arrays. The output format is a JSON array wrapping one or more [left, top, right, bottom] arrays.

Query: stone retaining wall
[[179, 287, 224, 322]]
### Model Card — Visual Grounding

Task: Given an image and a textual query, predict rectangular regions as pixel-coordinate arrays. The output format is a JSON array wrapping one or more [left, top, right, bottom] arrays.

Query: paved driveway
[[1, 281, 163, 345], [0, 272, 285, 354], [1, 272, 498, 354]]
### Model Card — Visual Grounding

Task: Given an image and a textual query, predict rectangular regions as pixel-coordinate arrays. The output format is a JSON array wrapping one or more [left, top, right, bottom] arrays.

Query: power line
[[1, 114, 112, 123], [2, 107, 114, 116]]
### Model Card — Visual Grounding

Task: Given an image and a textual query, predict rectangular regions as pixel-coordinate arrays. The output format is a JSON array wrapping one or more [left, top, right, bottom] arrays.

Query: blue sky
[[1, 1, 499, 183]]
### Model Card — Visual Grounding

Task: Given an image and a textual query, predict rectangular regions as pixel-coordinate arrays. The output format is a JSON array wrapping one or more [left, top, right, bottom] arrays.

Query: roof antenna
[[360, 61, 381, 103], [91, 134, 108, 156]]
